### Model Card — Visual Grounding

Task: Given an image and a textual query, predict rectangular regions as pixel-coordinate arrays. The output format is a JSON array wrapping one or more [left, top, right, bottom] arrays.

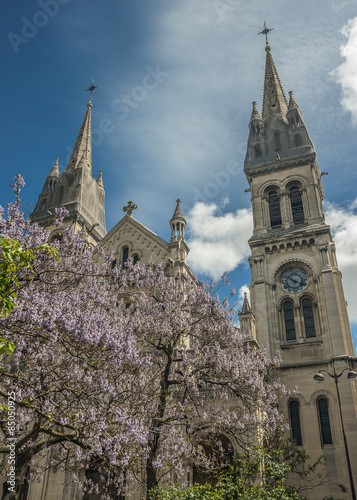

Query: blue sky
[[1, 1, 357, 349]]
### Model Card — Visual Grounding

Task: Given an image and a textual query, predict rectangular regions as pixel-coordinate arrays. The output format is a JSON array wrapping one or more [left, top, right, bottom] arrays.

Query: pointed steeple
[[286, 90, 306, 129], [96, 169, 104, 189], [170, 199, 186, 241], [48, 157, 59, 178], [238, 292, 256, 339], [31, 93, 106, 244], [66, 100, 92, 174], [288, 90, 298, 110], [249, 101, 264, 142], [168, 199, 189, 269], [262, 43, 288, 122], [41, 157, 59, 194], [241, 292, 251, 313], [250, 101, 262, 122], [245, 41, 315, 170]]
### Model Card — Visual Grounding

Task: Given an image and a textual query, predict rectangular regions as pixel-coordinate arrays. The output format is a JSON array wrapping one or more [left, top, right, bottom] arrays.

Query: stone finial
[[96, 169, 104, 189], [170, 198, 186, 241], [48, 157, 60, 178], [170, 198, 186, 223], [250, 101, 262, 122], [241, 292, 251, 313], [288, 90, 299, 110], [123, 201, 138, 217]]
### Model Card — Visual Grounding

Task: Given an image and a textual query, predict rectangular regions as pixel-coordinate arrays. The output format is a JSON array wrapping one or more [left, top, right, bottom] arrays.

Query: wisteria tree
[[119, 261, 285, 498], [0, 176, 285, 499], [0, 177, 149, 499]]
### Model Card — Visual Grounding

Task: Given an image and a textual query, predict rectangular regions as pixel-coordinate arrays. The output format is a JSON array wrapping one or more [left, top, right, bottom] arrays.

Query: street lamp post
[[313, 367, 357, 500]]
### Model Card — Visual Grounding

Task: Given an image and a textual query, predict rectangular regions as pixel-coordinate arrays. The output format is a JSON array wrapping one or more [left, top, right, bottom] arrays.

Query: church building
[[28, 36, 357, 500]]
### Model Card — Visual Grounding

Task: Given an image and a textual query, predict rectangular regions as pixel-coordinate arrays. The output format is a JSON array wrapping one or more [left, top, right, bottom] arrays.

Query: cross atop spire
[[258, 21, 274, 46], [86, 78, 98, 104]]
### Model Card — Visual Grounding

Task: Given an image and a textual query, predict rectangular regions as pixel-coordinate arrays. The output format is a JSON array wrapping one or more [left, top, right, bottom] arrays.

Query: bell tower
[[244, 34, 357, 499]]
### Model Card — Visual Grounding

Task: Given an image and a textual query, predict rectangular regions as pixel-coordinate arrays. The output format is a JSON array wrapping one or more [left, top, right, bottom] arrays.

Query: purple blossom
[[0, 177, 286, 499], [9, 173, 25, 193]]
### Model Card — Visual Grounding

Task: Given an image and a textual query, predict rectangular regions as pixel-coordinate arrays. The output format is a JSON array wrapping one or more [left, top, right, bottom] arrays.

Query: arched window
[[274, 130, 281, 151], [294, 134, 302, 147], [318, 398, 332, 445], [133, 254, 139, 265], [289, 400, 302, 445], [283, 301, 296, 341], [268, 191, 282, 228], [290, 186, 304, 224], [302, 298, 316, 338], [254, 144, 262, 158], [122, 247, 129, 268]]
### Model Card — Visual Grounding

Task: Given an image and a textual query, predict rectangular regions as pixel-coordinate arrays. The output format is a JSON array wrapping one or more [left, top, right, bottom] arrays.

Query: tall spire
[[65, 101, 93, 174], [262, 43, 288, 122], [31, 88, 107, 243]]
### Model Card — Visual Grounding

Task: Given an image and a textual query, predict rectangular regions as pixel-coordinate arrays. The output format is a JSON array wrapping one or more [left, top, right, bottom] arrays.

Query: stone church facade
[[24, 39, 357, 499]]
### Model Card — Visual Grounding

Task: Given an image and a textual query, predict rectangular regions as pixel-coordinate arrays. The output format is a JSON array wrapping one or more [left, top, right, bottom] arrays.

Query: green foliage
[[152, 481, 302, 500], [0, 236, 58, 318], [152, 444, 328, 500], [149, 484, 220, 500]]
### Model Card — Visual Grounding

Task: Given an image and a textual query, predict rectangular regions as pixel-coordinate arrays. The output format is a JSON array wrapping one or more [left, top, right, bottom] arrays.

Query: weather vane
[[258, 21, 274, 45], [86, 78, 98, 102]]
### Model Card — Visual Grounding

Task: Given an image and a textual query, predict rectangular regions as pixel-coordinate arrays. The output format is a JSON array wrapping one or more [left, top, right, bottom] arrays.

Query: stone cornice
[[245, 151, 316, 178]]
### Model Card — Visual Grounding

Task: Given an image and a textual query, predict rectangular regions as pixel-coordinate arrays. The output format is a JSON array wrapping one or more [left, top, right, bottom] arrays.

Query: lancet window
[[318, 398, 332, 445], [268, 190, 282, 228], [283, 301, 296, 341], [290, 186, 304, 224], [289, 400, 302, 445]]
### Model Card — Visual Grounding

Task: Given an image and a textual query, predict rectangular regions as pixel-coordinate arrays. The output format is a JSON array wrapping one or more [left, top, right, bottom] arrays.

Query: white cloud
[[238, 284, 250, 303], [186, 202, 252, 279], [325, 199, 357, 323], [186, 198, 357, 329], [333, 17, 357, 125]]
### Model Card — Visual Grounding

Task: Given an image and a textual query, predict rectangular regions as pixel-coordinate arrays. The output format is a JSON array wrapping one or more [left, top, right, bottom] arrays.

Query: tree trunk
[[145, 348, 173, 499], [146, 464, 158, 500], [1, 451, 32, 500]]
